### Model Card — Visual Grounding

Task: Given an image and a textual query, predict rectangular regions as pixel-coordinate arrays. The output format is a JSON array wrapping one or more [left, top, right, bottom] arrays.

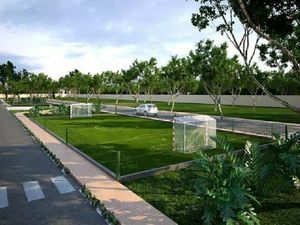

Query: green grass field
[[59, 97, 300, 124], [125, 166, 300, 225], [34, 113, 269, 175]]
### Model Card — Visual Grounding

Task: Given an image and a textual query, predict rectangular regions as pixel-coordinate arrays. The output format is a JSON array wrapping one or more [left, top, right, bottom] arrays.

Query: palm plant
[[195, 136, 260, 225], [271, 132, 300, 190], [243, 141, 271, 197]]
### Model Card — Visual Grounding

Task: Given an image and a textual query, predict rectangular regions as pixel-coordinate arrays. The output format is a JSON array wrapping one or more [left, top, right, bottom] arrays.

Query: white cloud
[[0, 0, 273, 80]]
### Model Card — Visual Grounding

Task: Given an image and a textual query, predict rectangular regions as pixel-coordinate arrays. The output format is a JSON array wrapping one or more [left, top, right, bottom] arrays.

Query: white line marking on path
[[51, 176, 75, 194], [23, 181, 45, 202], [0, 187, 8, 208]]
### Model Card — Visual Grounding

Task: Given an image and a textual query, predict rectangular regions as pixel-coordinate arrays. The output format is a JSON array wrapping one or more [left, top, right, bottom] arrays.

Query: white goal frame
[[70, 103, 93, 118], [173, 115, 216, 153]]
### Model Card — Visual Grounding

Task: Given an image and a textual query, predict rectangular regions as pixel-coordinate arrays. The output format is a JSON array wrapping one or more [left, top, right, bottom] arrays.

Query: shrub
[[195, 136, 260, 225], [269, 132, 300, 191]]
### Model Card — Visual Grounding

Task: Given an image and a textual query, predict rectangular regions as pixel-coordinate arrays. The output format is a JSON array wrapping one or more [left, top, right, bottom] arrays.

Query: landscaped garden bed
[[125, 165, 300, 225]]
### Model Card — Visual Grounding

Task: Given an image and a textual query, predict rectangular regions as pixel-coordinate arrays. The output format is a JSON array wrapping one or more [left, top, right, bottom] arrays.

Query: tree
[[226, 62, 245, 106], [267, 70, 300, 95], [160, 56, 196, 114], [231, 0, 300, 76], [49, 80, 59, 98], [190, 40, 239, 118], [122, 60, 145, 105], [141, 57, 159, 102], [244, 67, 269, 111], [8, 69, 29, 99], [189, 0, 300, 114], [0, 61, 16, 99], [80, 73, 93, 102], [59, 69, 84, 99], [107, 71, 125, 113]]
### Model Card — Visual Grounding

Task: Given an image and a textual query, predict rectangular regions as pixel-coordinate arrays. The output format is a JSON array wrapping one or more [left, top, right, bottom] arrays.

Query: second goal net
[[173, 115, 216, 153], [70, 103, 92, 118]]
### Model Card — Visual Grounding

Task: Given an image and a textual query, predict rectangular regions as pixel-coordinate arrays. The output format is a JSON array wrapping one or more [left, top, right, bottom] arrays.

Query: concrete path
[[0, 106, 105, 225], [15, 112, 177, 225]]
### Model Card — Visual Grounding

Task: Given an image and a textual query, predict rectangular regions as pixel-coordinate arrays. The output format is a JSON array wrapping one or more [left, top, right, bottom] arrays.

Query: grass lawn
[[34, 113, 269, 175], [59, 97, 300, 124], [125, 166, 300, 225]]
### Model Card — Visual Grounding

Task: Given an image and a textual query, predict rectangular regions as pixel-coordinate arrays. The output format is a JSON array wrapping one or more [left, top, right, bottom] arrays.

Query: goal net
[[173, 115, 216, 153], [70, 103, 92, 118]]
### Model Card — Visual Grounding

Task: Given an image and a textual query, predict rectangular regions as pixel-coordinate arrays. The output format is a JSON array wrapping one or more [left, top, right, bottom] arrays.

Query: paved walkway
[[0, 106, 105, 225], [15, 112, 177, 225]]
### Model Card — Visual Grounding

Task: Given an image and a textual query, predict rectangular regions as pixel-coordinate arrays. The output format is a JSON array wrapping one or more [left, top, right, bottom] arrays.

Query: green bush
[[29, 105, 42, 117], [195, 136, 260, 225], [269, 132, 300, 190]]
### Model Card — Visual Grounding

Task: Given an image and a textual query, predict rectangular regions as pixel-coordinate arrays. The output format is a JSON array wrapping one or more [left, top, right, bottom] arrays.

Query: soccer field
[[35, 113, 270, 175]]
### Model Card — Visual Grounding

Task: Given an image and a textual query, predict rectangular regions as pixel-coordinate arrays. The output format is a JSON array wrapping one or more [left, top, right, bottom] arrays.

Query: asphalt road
[[0, 105, 106, 225], [102, 104, 300, 138]]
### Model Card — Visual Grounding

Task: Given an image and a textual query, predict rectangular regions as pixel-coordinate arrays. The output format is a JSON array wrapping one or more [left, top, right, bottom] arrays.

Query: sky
[[0, 0, 238, 80]]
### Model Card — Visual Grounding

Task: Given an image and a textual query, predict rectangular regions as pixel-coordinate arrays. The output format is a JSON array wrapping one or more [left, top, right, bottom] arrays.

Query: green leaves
[[244, 141, 271, 197], [273, 132, 300, 179], [195, 136, 260, 225]]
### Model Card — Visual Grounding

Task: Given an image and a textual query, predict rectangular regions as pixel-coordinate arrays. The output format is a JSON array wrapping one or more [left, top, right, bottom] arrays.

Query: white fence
[[77, 94, 300, 108], [0, 93, 67, 99], [1, 93, 300, 108]]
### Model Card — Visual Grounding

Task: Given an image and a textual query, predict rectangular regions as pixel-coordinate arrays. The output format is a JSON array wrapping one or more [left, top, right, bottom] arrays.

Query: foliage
[[122, 58, 159, 105], [29, 105, 42, 117], [243, 132, 300, 198], [270, 132, 300, 189], [195, 136, 260, 225], [230, 0, 300, 72], [243, 141, 271, 197], [126, 165, 300, 225], [189, 40, 241, 117], [160, 56, 196, 113], [189, 0, 300, 114], [49, 104, 69, 116]]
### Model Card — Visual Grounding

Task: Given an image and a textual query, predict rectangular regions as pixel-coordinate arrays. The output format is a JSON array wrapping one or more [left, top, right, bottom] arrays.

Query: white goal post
[[70, 103, 93, 118], [173, 115, 216, 153]]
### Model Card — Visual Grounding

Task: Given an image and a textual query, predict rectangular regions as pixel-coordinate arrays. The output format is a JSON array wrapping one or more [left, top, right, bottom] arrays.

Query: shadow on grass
[[260, 202, 300, 212]]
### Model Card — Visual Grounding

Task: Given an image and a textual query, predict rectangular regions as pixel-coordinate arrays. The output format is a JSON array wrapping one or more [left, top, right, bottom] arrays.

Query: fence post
[[116, 151, 121, 180], [271, 124, 274, 137], [183, 123, 186, 153], [44, 117, 47, 129], [285, 125, 288, 140], [65, 127, 69, 144]]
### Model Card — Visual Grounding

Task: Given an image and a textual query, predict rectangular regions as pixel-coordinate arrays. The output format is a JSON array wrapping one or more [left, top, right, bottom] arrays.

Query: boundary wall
[[77, 94, 300, 108]]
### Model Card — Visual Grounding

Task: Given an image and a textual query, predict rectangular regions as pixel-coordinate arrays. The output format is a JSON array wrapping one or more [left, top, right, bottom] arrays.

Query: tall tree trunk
[[115, 92, 122, 114], [149, 92, 153, 103], [170, 95, 176, 115], [231, 88, 241, 106], [216, 96, 224, 119]]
